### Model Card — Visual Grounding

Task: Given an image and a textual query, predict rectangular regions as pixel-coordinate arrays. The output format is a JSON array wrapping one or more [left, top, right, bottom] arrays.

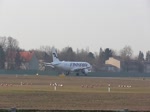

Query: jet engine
[[82, 69, 89, 75]]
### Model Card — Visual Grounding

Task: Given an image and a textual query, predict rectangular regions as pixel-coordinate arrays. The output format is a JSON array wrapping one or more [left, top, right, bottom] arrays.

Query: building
[[20, 51, 39, 70], [144, 62, 150, 73], [105, 57, 140, 72], [105, 57, 121, 72], [125, 60, 139, 72]]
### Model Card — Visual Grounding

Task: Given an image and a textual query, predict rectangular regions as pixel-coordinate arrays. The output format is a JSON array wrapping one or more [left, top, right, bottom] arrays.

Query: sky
[[0, 0, 150, 55]]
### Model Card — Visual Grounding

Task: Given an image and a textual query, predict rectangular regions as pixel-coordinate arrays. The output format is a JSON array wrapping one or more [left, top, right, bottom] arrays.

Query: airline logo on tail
[[52, 48, 60, 62], [53, 53, 58, 58]]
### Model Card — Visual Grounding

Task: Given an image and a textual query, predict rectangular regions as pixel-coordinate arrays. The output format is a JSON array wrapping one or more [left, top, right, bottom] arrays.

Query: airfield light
[[108, 84, 111, 92]]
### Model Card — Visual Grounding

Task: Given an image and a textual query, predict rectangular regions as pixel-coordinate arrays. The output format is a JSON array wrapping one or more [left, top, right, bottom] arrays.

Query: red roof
[[20, 51, 34, 62]]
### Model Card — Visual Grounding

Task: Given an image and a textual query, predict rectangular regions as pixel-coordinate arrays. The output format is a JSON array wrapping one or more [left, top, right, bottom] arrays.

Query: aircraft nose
[[88, 64, 92, 69], [88, 65, 92, 72]]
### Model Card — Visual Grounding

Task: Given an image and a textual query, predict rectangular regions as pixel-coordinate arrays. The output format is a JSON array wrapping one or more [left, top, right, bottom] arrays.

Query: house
[[105, 57, 121, 72], [105, 57, 139, 72], [20, 51, 39, 70], [125, 60, 139, 72], [144, 62, 150, 73], [100, 64, 120, 72]]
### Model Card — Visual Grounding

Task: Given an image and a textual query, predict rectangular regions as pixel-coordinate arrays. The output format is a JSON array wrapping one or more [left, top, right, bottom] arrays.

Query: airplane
[[44, 48, 92, 76]]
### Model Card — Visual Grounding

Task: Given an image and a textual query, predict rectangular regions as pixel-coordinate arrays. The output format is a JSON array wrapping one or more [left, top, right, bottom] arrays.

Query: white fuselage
[[51, 61, 91, 72], [45, 48, 92, 75]]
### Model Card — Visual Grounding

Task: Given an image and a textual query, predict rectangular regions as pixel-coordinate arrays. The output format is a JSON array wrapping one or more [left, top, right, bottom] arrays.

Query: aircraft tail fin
[[52, 48, 60, 62]]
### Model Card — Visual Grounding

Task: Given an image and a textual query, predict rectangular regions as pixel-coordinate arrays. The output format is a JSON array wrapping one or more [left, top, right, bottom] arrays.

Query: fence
[[0, 70, 149, 77]]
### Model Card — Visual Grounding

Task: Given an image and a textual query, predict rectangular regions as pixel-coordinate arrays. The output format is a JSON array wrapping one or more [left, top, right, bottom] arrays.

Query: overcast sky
[[0, 0, 150, 55]]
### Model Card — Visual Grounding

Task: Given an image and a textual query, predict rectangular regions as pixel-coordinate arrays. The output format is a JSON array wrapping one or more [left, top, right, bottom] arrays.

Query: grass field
[[0, 75, 150, 111]]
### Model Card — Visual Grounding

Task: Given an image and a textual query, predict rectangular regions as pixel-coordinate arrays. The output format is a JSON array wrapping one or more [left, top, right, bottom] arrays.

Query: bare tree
[[120, 45, 133, 60], [60, 47, 76, 61], [7, 37, 19, 50], [5, 37, 19, 69], [120, 46, 133, 72], [75, 48, 88, 61], [39, 46, 53, 56], [0, 36, 7, 51], [39, 46, 53, 62]]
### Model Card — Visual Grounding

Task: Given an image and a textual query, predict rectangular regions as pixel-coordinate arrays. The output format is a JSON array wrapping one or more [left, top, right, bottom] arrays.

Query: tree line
[[0, 36, 150, 72]]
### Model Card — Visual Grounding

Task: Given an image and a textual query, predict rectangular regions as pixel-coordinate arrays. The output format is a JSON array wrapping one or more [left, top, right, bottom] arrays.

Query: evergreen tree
[[88, 52, 95, 59], [104, 48, 112, 61], [137, 51, 144, 73], [99, 48, 112, 64], [138, 51, 144, 61], [146, 51, 150, 62], [99, 48, 105, 64], [0, 45, 5, 69]]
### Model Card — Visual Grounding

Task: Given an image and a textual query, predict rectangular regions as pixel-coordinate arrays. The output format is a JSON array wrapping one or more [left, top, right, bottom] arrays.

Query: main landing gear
[[65, 72, 70, 76], [76, 73, 79, 76]]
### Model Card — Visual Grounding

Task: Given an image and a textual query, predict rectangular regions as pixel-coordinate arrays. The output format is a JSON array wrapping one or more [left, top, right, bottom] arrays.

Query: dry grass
[[0, 75, 150, 111]]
